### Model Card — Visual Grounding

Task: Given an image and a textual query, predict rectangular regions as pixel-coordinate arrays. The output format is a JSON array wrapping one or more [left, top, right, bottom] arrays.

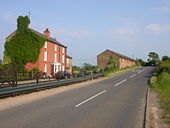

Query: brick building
[[6, 28, 68, 76], [97, 49, 136, 69]]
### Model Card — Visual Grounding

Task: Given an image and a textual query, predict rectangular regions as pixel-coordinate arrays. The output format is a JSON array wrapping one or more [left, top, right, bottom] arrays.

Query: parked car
[[77, 71, 87, 77], [55, 71, 72, 79]]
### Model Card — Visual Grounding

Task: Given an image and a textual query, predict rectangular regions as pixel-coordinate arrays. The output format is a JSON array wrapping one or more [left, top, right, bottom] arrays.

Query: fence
[[0, 72, 103, 98]]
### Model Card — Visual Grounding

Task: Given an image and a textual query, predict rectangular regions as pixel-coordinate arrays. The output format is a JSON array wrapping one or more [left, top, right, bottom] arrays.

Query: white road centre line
[[114, 79, 127, 86], [75, 90, 107, 108], [129, 74, 136, 78]]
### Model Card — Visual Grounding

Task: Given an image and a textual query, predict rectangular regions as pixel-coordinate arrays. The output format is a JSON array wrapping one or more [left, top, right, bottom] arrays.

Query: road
[[0, 67, 155, 128]]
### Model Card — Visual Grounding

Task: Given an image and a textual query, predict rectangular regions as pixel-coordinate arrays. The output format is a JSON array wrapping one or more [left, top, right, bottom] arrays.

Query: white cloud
[[152, 7, 170, 12], [146, 24, 170, 33], [55, 29, 94, 38], [110, 27, 139, 35]]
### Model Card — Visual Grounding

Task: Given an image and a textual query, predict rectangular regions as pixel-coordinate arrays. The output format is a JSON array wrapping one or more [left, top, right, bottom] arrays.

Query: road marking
[[75, 90, 107, 108], [129, 74, 136, 78], [114, 79, 127, 86]]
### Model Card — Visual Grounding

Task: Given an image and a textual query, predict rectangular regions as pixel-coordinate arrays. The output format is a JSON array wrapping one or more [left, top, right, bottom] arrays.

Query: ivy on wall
[[4, 16, 46, 67]]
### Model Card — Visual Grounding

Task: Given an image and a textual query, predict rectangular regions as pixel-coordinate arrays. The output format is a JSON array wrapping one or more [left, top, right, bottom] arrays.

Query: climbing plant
[[4, 16, 46, 67]]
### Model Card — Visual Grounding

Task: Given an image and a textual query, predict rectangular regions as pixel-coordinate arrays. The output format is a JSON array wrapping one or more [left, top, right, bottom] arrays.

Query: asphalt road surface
[[0, 67, 155, 128]]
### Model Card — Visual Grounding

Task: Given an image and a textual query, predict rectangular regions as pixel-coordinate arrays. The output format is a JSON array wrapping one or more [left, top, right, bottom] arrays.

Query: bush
[[157, 61, 170, 74]]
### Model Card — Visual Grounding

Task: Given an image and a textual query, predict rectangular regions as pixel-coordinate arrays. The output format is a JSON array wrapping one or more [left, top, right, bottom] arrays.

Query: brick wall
[[97, 50, 136, 69]]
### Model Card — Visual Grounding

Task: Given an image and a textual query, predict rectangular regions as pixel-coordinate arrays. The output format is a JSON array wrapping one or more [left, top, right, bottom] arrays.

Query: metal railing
[[0, 73, 103, 98]]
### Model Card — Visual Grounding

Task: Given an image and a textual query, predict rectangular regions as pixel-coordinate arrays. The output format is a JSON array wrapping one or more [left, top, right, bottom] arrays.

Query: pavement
[[0, 66, 155, 128]]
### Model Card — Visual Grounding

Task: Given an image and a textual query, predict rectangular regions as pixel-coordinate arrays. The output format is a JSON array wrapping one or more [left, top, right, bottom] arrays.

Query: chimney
[[54, 38, 56, 40], [44, 28, 50, 37]]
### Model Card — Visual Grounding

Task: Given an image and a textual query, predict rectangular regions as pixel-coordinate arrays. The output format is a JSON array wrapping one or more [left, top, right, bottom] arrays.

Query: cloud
[[110, 27, 139, 35], [55, 29, 94, 38], [146, 24, 170, 33], [151, 7, 170, 12]]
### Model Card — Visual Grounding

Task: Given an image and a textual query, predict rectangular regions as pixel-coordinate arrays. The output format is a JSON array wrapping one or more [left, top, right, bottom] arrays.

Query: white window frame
[[62, 55, 65, 63], [44, 41, 48, 48], [54, 45, 57, 51], [62, 47, 65, 53], [44, 64, 47, 73], [54, 53, 57, 62], [44, 51, 47, 61]]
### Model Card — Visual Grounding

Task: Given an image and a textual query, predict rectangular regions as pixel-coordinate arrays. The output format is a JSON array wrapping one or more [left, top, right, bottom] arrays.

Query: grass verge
[[150, 72, 170, 123], [103, 66, 140, 77]]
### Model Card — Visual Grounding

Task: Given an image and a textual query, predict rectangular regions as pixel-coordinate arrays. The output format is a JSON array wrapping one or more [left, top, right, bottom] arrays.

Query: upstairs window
[[62, 47, 65, 53], [62, 55, 65, 63], [44, 51, 47, 61], [54, 45, 57, 51], [44, 41, 48, 48]]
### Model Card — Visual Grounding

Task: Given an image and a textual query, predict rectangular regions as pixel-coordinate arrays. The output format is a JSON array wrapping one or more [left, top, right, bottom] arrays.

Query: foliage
[[4, 16, 46, 67], [150, 72, 170, 123], [103, 65, 138, 77], [83, 63, 97, 70], [157, 61, 170, 74], [0, 59, 2, 64], [108, 56, 117, 69], [32, 67, 39, 72], [137, 59, 146, 66], [148, 52, 160, 66], [162, 56, 170, 61]]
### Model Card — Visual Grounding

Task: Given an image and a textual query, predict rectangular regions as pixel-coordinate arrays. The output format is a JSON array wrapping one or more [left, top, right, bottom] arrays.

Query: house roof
[[66, 55, 72, 59], [97, 49, 136, 62], [6, 28, 67, 48], [30, 28, 67, 48]]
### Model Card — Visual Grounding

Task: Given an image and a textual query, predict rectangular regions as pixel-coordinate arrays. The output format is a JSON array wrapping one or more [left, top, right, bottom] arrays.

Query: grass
[[150, 72, 170, 123], [103, 66, 140, 77]]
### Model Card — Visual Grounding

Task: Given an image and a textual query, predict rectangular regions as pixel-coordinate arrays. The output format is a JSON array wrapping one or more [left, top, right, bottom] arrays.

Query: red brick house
[[6, 28, 67, 76], [97, 49, 136, 69]]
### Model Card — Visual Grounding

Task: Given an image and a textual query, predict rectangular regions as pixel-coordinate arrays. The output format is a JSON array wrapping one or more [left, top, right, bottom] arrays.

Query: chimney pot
[[44, 28, 50, 37]]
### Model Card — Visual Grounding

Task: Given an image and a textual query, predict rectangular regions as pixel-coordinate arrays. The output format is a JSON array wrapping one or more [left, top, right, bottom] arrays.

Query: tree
[[137, 59, 145, 66], [148, 52, 160, 65], [4, 16, 46, 67], [0, 59, 2, 64], [162, 56, 170, 61], [83, 63, 93, 70]]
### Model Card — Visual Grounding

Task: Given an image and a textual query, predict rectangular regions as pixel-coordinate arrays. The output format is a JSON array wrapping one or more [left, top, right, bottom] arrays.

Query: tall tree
[[148, 52, 160, 65]]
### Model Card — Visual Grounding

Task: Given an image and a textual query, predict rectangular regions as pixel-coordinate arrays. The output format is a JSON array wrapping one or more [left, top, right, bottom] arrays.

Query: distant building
[[66, 55, 72, 73], [6, 28, 68, 76], [97, 49, 136, 69]]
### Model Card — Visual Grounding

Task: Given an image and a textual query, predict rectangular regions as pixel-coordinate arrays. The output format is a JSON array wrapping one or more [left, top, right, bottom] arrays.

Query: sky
[[0, 0, 170, 66]]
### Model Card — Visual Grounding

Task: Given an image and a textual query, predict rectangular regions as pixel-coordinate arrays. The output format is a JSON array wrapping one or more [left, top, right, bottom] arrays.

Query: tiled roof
[[30, 28, 67, 48], [98, 49, 136, 62], [66, 55, 72, 59], [6, 28, 67, 48]]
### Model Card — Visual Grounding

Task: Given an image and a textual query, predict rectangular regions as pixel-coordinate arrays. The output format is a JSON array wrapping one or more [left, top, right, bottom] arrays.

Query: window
[[44, 64, 47, 72], [62, 55, 65, 63], [54, 45, 57, 51], [44, 41, 48, 48], [54, 53, 57, 62], [62, 47, 65, 53], [44, 51, 47, 61]]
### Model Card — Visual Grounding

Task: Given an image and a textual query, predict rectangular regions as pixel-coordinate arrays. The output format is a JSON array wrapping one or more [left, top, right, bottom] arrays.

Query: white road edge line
[[114, 79, 127, 86], [75, 90, 107, 108], [129, 74, 136, 78]]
